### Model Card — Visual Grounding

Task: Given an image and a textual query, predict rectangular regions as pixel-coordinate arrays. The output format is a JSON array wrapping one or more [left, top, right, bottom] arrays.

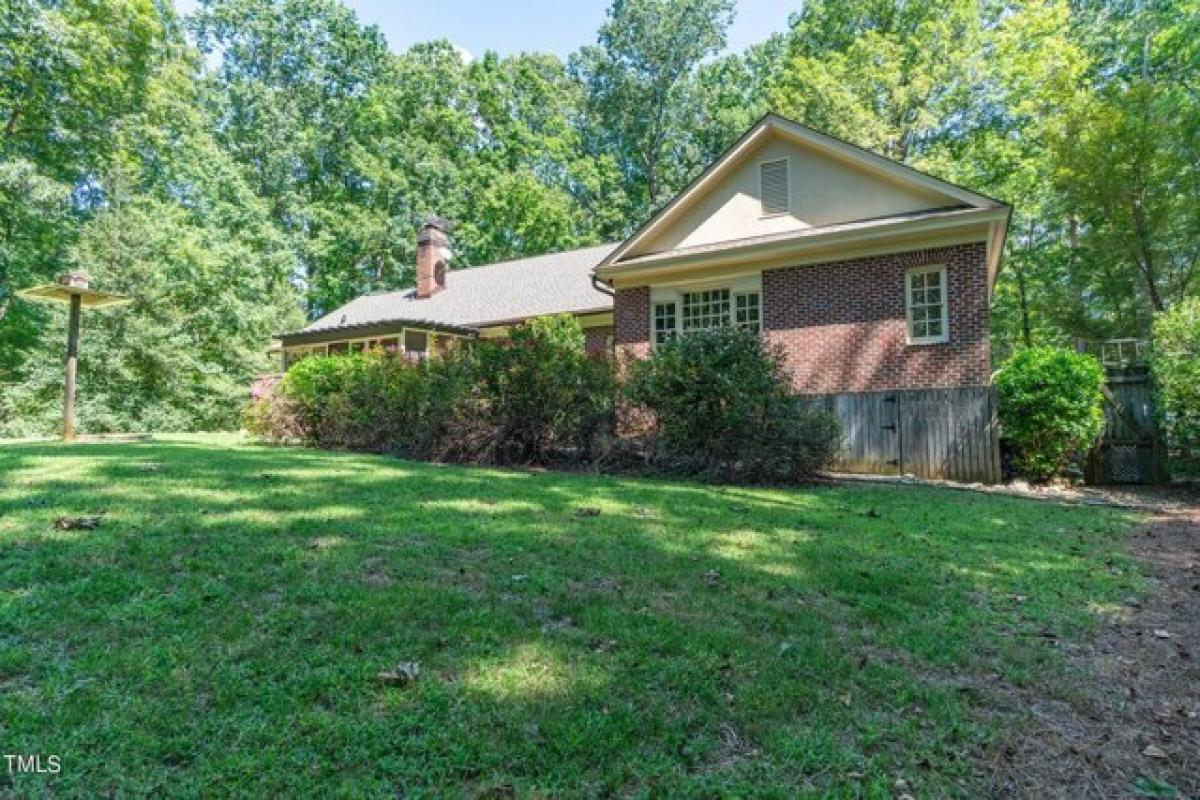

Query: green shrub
[[246, 315, 615, 465], [995, 346, 1105, 481], [624, 327, 841, 482], [474, 315, 616, 463], [1151, 298, 1200, 473], [244, 395, 303, 443], [274, 353, 364, 448]]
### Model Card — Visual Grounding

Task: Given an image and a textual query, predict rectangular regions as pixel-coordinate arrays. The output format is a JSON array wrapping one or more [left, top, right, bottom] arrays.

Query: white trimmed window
[[759, 158, 789, 215], [906, 265, 949, 344], [734, 291, 761, 333], [653, 301, 677, 345], [651, 280, 762, 347], [681, 288, 731, 331]]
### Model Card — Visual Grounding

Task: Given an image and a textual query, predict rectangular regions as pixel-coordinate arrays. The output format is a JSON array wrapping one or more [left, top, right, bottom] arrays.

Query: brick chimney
[[416, 215, 450, 298]]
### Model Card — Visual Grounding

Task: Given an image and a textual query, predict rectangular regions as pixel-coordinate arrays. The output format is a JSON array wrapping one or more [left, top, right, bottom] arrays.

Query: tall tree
[[0, 0, 165, 376], [768, 0, 984, 163], [1051, 0, 1200, 326], [571, 0, 736, 222], [950, 0, 1094, 352], [190, 0, 393, 316], [2, 43, 302, 435]]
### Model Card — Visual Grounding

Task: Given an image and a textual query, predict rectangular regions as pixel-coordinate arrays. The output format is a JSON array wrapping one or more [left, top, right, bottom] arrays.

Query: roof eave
[[469, 304, 615, 329], [276, 318, 478, 345], [595, 207, 1009, 281]]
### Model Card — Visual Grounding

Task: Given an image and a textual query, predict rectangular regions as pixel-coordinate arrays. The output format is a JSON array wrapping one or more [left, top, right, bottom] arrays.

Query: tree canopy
[[1, 0, 1197, 433]]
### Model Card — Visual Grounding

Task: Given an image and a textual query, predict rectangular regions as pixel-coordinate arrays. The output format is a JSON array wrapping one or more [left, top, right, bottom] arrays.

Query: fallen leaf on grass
[[376, 662, 419, 687], [53, 515, 103, 531], [574, 507, 601, 518]]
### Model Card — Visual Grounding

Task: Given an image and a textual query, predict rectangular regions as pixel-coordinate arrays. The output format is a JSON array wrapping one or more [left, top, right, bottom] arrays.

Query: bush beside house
[[624, 327, 841, 482], [247, 315, 615, 466], [995, 347, 1105, 482], [248, 318, 841, 483]]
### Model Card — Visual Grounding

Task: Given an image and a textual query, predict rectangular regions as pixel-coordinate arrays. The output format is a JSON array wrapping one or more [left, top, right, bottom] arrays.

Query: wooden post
[[63, 292, 81, 442], [17, 277, 128, 440]]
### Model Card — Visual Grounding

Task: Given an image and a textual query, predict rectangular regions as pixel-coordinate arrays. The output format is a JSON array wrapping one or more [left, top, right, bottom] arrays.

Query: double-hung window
[[906, 265, 949, 344]]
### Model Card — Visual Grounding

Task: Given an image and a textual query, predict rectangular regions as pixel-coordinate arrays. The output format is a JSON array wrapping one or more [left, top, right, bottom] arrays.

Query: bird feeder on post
[[16, 272, 131, 441]]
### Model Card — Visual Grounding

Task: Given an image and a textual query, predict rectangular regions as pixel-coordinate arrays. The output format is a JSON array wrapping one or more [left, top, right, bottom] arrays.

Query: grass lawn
[[0, 435, 1143, 797]]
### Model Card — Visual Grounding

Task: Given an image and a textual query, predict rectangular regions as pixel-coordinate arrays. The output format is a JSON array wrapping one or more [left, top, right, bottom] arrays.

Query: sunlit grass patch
[[0, 434, 1143, 797]]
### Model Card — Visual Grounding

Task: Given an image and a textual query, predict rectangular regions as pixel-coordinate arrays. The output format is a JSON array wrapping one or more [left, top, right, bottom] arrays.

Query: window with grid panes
[[734, 292, 761, 332], [681, 288, 731, 331], [653, 301, 677, 345], [906, 266, 948, 343]]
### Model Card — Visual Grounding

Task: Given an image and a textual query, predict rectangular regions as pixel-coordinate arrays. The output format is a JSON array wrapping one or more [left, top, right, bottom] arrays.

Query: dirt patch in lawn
[[984, 500, 1200, 798]]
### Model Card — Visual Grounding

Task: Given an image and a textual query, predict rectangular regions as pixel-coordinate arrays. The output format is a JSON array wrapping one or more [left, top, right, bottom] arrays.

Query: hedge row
[[247, 317, 843, 483]]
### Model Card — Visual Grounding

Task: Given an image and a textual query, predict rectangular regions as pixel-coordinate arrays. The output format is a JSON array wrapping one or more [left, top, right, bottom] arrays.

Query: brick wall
[[613, 286, 651, 362], [609, 242, 991, 394], [763, 243, 990, 393], [583, 325, 614, 358]]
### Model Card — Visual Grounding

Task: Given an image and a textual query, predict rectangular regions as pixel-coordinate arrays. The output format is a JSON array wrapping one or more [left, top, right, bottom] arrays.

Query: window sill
[[907, 337, 950, 346]]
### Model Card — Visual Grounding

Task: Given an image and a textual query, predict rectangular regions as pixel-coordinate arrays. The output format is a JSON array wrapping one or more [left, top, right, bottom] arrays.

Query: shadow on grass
[[0, 437, 1142, 797]]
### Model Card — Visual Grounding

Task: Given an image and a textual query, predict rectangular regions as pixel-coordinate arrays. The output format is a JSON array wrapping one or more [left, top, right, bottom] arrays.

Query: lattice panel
[[1109, 444, 1143, 483]]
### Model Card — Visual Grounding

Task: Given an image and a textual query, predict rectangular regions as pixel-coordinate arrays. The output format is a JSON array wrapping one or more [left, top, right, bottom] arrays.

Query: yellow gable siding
[[635, 135, 955, 256]]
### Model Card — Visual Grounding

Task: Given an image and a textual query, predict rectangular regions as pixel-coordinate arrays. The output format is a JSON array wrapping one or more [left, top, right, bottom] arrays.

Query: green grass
[[0, 435, 1142, 797]]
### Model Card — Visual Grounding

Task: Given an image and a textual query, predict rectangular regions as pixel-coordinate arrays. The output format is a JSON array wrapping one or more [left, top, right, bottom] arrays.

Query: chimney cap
[[420, 214, 452, 232]]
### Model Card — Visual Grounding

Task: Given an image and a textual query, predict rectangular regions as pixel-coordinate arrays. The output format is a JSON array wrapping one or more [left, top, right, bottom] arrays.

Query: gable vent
[[759, 158, 790, 215]]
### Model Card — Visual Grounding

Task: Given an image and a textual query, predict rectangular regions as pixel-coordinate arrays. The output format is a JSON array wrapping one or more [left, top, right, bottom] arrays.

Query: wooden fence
[[806, 386, 1002, 483]]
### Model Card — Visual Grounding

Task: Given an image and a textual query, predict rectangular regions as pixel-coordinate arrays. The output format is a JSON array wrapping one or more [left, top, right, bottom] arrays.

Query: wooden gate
[[809, 386, 1002, 483], [1086, 366, 1166, 484]]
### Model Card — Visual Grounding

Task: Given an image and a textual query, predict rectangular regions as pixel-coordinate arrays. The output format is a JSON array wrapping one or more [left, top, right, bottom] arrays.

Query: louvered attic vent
[[759, 158, 789, 215]]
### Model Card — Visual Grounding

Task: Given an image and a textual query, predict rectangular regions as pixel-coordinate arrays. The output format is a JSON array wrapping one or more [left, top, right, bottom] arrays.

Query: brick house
[[277, 114, 1011, 480]]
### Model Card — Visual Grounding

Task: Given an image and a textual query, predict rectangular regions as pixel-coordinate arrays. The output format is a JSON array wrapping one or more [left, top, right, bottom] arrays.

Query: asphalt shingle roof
[[290, 242, 618, 338]]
